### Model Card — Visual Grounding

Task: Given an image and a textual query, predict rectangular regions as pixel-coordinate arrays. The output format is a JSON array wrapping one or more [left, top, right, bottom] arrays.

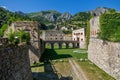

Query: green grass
[[78, 61, 115, 80], [31, 62, 44, 72], [40, 48, 87, 61], [40, 46, 115, 80]]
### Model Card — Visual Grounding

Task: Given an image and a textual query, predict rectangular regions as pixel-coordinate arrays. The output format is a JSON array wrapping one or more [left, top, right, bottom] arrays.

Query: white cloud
[[1, 6, 7, 9]]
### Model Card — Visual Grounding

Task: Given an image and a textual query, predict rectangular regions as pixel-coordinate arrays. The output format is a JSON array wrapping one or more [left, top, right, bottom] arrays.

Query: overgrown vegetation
[[62, 30, 72, 34], [99, 13, 120, 42], [86, 21, 90, 48], [6, 30, 30, 44], [0, 7, 32, 37]]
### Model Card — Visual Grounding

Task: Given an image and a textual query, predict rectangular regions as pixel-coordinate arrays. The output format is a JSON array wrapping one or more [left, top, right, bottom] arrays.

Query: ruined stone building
[[72, 28, 86, 48], [8, 21, 43, 64], [41, 30, 64, 41]]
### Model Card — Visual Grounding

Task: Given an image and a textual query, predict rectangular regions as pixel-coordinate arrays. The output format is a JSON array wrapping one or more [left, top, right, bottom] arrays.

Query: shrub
[[7, 30, 30, 44], [99, 13, 120, 42], [0, 24, 8, 37]]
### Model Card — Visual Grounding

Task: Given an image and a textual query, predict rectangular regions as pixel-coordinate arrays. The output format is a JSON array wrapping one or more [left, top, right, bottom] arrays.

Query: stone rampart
[[88, 38, 120, 80], [0, 44, 33, 80]]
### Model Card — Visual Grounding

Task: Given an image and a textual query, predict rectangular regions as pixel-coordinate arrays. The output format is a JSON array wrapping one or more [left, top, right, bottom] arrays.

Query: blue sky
[[0, 0, 120, 14]]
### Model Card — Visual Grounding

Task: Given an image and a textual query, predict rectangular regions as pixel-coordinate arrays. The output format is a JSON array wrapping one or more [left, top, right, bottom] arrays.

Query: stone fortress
[[88, 16, 120, 80], [8, 21, 44, 64], [0, 21, 86, 80]]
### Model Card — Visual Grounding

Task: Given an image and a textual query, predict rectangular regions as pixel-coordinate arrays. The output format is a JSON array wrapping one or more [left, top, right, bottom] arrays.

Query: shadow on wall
[[28, 44, 40, 58]]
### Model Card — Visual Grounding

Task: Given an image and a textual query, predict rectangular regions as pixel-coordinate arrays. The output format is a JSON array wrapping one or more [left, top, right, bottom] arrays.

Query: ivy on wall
[[99, 13, 120, 42]]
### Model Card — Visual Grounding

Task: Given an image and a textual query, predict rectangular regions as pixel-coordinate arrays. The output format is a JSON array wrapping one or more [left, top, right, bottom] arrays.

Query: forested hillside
[[27, 7, 113, 31], [27, 10, 91, 30], [0, 7, 32, 37]]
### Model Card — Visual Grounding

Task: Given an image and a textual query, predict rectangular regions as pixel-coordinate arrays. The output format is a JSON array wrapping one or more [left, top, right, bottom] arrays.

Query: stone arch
[[69, 42, 73, 48], [61, 42, 66, 48], [65, 42, 69, 49], [45, 42, 51, 49], [54, 42, 59, 49]]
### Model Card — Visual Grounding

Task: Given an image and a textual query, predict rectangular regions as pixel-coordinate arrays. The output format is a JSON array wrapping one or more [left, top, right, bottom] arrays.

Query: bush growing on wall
[[0, 24, 8, 37], [7, 30, 30, 44], [99, 13, 120, 42]]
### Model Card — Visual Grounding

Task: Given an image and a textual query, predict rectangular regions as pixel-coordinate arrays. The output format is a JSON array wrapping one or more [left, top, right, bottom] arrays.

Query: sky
[[0, 0, 120, 14]]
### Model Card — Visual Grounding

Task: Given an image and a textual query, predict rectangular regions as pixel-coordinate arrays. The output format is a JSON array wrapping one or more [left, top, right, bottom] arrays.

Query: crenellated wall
[[0, 44, 33, 80]]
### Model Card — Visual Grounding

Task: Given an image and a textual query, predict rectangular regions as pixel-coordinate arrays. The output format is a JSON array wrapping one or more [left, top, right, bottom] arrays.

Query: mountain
[[27, 10, 61, 22], [87, 7, 114, 16], [27, 7, 113, 30], [27, 10, 72, 30], [0, 6, 116, 33]]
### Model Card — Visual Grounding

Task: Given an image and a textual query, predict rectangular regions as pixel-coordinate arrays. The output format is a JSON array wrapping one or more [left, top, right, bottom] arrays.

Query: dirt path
[[69, 58, 88, 80]]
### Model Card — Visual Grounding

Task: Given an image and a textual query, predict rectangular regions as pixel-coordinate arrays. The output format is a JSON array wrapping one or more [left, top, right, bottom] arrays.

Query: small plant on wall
[[6, 29, 30, 45]]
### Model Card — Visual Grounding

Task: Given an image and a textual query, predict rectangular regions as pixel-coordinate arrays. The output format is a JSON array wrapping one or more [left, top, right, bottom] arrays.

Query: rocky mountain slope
[[27, 7, 113, 30]]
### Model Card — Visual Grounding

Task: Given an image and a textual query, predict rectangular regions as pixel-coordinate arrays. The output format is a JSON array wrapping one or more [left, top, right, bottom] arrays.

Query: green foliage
[[0, 7, 32, 37], [0, 7, 8, 27], [7, 29, 15, 43], [0, 24, 8, 37], [16, 30, 30, 43], [99, 13, 120, 42], [109, 9, 116, 13], [0, 7, 32, 27], [39, 30, 43, 35], [62, 30, 72, 34], [69, 12, 91, 29], [28, 11, 91, 30], [7, 30, 30, 44], [86, 21, 90, 48]]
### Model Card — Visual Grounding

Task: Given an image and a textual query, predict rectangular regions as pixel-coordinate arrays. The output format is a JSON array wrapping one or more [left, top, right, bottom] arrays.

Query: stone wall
[[88, 38, 120, 80], [89, 16, 100, 38], [88, 16, 120, 79], [8, 21, 42, 64], [0, 44, 33, 80]]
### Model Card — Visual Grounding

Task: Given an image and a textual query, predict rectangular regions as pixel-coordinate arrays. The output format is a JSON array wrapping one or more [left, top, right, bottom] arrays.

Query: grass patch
[[41, 47, 115, 80], [31, 62, 44, 72], [77, 61, 115, 80], [40, 48, 87, 61], [31, 66, 44, 72]]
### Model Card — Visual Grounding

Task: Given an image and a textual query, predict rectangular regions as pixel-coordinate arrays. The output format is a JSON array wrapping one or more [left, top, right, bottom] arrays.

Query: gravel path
[[69, 58, 88, 80]]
